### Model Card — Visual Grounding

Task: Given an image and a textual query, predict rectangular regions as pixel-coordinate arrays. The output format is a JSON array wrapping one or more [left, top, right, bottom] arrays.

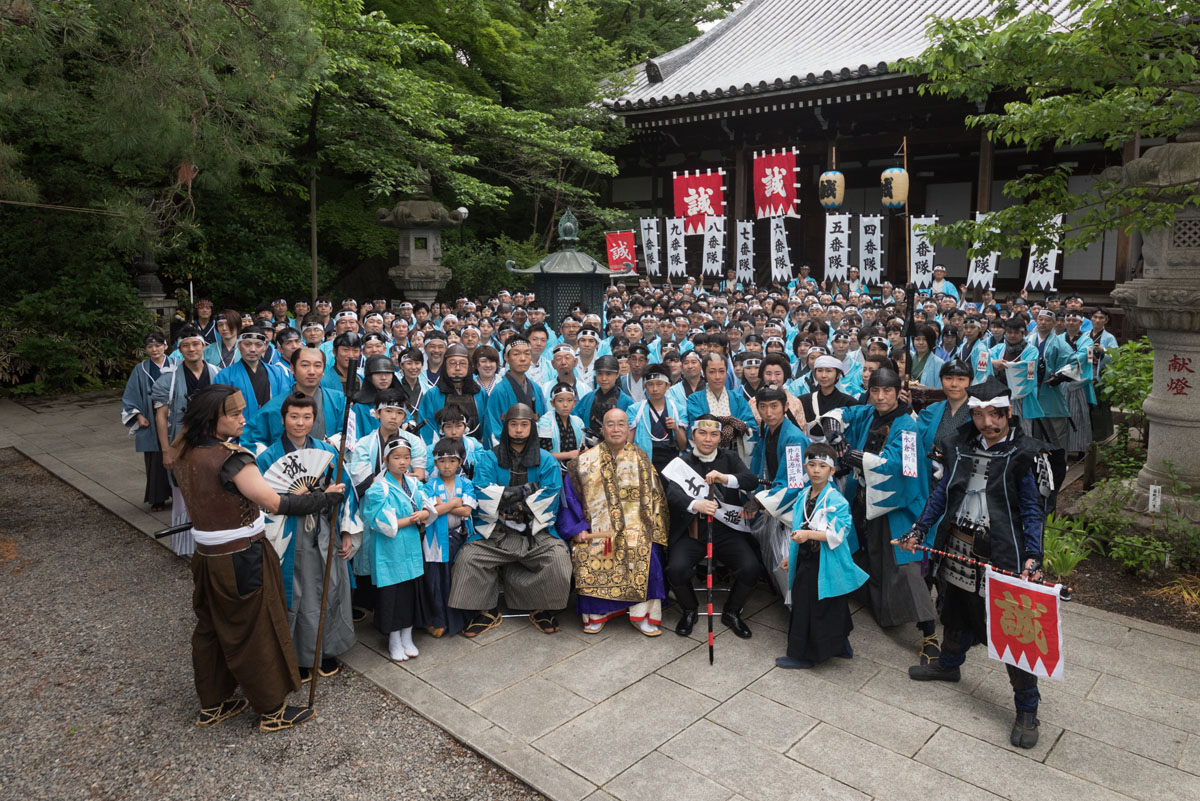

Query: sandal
[[425, 626, 446, 639], [919, 634, 941, 666], [530, 610, 560, 634], [462, 609, 502, 638], [196, 698, 248, 728], [259, 703, 315, 733]]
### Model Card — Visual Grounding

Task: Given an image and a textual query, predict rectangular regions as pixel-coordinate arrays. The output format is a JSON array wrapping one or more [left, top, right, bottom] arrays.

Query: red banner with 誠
[[985, 568, 1064, 681]]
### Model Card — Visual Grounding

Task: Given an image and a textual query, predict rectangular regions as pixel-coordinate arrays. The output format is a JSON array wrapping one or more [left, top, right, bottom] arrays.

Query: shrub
[[1108, 533, 1172, 579], [1041, 513, 1095, 579]]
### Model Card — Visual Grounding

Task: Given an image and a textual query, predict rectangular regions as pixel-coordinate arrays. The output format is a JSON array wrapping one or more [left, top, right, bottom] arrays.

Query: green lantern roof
[[506, 209, 614, 276]]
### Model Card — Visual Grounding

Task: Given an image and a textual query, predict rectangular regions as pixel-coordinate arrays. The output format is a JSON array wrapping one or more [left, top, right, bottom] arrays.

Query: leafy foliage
[[1108, 533, 1171, 579], [1042, 513, 1095, 580], [1099, 337, 1154, 429], [896, 0, 1200, 258]]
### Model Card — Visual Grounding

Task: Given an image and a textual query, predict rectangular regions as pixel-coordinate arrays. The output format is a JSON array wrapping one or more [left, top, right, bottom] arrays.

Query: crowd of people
[[120, 264, 1112, 746]]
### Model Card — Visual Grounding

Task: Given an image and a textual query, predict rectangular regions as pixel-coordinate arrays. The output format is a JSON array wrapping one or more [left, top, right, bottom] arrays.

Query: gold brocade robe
[[571, 443, 668, 602]]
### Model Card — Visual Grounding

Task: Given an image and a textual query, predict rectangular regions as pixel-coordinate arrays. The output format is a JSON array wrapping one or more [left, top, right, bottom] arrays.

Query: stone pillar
[[133, 249, 177, 331], [1110, 136, 1200, 517]]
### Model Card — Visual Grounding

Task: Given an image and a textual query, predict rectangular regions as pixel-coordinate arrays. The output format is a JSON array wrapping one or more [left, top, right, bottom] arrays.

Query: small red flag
[[605, 230, 637, 273], [986, 568, 1065, 681]]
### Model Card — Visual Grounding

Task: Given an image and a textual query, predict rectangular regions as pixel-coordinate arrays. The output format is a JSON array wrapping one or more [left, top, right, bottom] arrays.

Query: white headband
[[967, 395, 1011, 409], [813, 355, 845, 374], [806, 454, 837, 467]]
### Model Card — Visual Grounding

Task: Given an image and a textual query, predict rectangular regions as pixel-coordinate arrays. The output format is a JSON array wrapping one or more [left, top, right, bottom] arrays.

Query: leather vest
[[174, 443, 260, 531]]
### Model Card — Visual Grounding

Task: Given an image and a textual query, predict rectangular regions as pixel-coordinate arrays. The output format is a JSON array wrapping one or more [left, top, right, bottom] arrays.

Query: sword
[[153, 523, 192, 539], [891, 540, 1073, 600]]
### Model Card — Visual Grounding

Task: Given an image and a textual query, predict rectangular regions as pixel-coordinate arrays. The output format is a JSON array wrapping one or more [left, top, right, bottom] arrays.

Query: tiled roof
[[610, 0, 1077, 112]]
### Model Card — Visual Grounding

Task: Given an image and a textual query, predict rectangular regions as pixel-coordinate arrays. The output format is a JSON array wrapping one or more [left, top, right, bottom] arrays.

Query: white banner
[[701, 214, 725, 277], [1025, 214, 1064, 292], [858, 215, 883, 286], [910, 215, 939, 287], [769, 216, 793, 284], [661, 456, 709, 501], [735, 220, 754, 285], [665, 217, 687, 279], [639, 217, 661, 277], [715, 501, 752, 532], [824, 214, 851, 283], [966, 212, 1000, 290]]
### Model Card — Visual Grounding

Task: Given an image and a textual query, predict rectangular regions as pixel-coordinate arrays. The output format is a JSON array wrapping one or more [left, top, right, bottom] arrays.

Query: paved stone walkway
[[4, 394, 1200, 801]]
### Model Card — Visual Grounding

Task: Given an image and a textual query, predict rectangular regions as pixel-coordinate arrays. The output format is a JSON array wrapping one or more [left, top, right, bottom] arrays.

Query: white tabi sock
[[388, 630, 408, 661], [400, 626, 419, 657]]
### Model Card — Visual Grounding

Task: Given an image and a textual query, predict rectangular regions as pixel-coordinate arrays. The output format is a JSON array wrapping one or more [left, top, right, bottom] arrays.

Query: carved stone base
[[390, 276, 449, 308]]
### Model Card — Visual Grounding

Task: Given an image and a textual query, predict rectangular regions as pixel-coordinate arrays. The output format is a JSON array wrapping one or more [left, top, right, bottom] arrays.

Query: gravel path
[[0, 447, 546, 801]]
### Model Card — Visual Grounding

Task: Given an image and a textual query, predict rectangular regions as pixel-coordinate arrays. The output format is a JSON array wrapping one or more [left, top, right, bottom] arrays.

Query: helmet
[[503, 403, 538, 422], [364, 355, 397, 375]]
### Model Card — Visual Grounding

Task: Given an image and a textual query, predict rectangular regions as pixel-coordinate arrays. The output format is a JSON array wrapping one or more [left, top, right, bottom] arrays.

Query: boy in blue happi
[[421, 438, 477, 638], [820, 367, 940, 665], [213, 327, 294, 419], [348, 387, 428, 499], [362, 437, 437, 662], [777, 444, 869, 669], [628, 363, 689, 472], [255, 392, 360, 680], [1088, 308, 1119, 441], [537, 382, 587, 467], [426, 407, 484, 479]]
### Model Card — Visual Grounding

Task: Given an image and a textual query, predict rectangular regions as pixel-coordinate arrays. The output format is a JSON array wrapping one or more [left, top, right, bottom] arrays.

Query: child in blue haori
[[361, 437, 437, 662], [420, 438, 476, 638], [776, 443, 868, 669]]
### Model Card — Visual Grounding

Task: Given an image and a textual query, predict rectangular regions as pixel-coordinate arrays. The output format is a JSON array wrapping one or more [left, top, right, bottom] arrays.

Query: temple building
[[606, 0, 1146, 295]]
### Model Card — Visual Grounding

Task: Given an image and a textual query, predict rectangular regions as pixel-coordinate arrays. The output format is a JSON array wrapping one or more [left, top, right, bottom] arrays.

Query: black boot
[[721, 610, 752, 639], [675, 610, 698, 637], [1010, 710, 1039, 748], [908, 662, 961, 682]]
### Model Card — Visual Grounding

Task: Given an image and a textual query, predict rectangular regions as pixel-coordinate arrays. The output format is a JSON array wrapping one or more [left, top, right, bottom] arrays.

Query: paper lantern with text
[[881, 167, 909, 210], [818, 170, 845, 210]]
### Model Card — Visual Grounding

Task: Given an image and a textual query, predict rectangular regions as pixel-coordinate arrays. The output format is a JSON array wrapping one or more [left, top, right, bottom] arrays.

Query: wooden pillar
[[976, 130, 994, 214], [1114, 132, 1141, 285], [733, 143, 749, 222]]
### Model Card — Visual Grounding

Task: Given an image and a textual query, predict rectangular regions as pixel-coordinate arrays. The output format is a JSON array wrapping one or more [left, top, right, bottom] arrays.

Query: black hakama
[[786, 543, 853, 663]]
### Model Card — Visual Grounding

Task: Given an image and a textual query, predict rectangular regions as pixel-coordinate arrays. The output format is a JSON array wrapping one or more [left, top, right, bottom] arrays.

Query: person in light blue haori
[[776, 443, 868, 669]]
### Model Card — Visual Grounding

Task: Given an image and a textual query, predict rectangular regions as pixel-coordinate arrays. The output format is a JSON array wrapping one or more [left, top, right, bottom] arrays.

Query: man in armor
[[172, 385, 344, 732], [451, 404, 570, 636], [901, 377, 1063, 749]]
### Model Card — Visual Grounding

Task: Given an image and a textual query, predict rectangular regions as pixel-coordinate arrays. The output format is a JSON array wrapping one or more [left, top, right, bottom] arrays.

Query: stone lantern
[[1110, 132, 1200, 521], [505, 209, 613, 325], [377, 176, 464, 307]]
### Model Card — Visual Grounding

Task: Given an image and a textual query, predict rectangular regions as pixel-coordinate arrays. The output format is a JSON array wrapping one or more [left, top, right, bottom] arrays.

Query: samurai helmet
[[503, 403, 538, 422]]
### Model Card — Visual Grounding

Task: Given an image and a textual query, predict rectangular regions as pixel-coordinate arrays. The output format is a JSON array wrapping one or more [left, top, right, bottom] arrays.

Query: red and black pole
[[892, 539, 1073, 600]]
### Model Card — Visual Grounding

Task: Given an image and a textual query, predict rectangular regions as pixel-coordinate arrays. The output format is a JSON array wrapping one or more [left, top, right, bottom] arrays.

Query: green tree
[[896, 0, 1200, 258]]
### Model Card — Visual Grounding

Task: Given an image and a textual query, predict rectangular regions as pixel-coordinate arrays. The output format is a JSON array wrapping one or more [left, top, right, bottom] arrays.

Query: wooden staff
[[891, 540, 1073, 600], [308, 368, 359, 708]]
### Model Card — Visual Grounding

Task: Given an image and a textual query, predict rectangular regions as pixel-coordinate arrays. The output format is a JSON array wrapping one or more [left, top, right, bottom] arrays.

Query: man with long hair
[[171, 385, 344, 732]]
